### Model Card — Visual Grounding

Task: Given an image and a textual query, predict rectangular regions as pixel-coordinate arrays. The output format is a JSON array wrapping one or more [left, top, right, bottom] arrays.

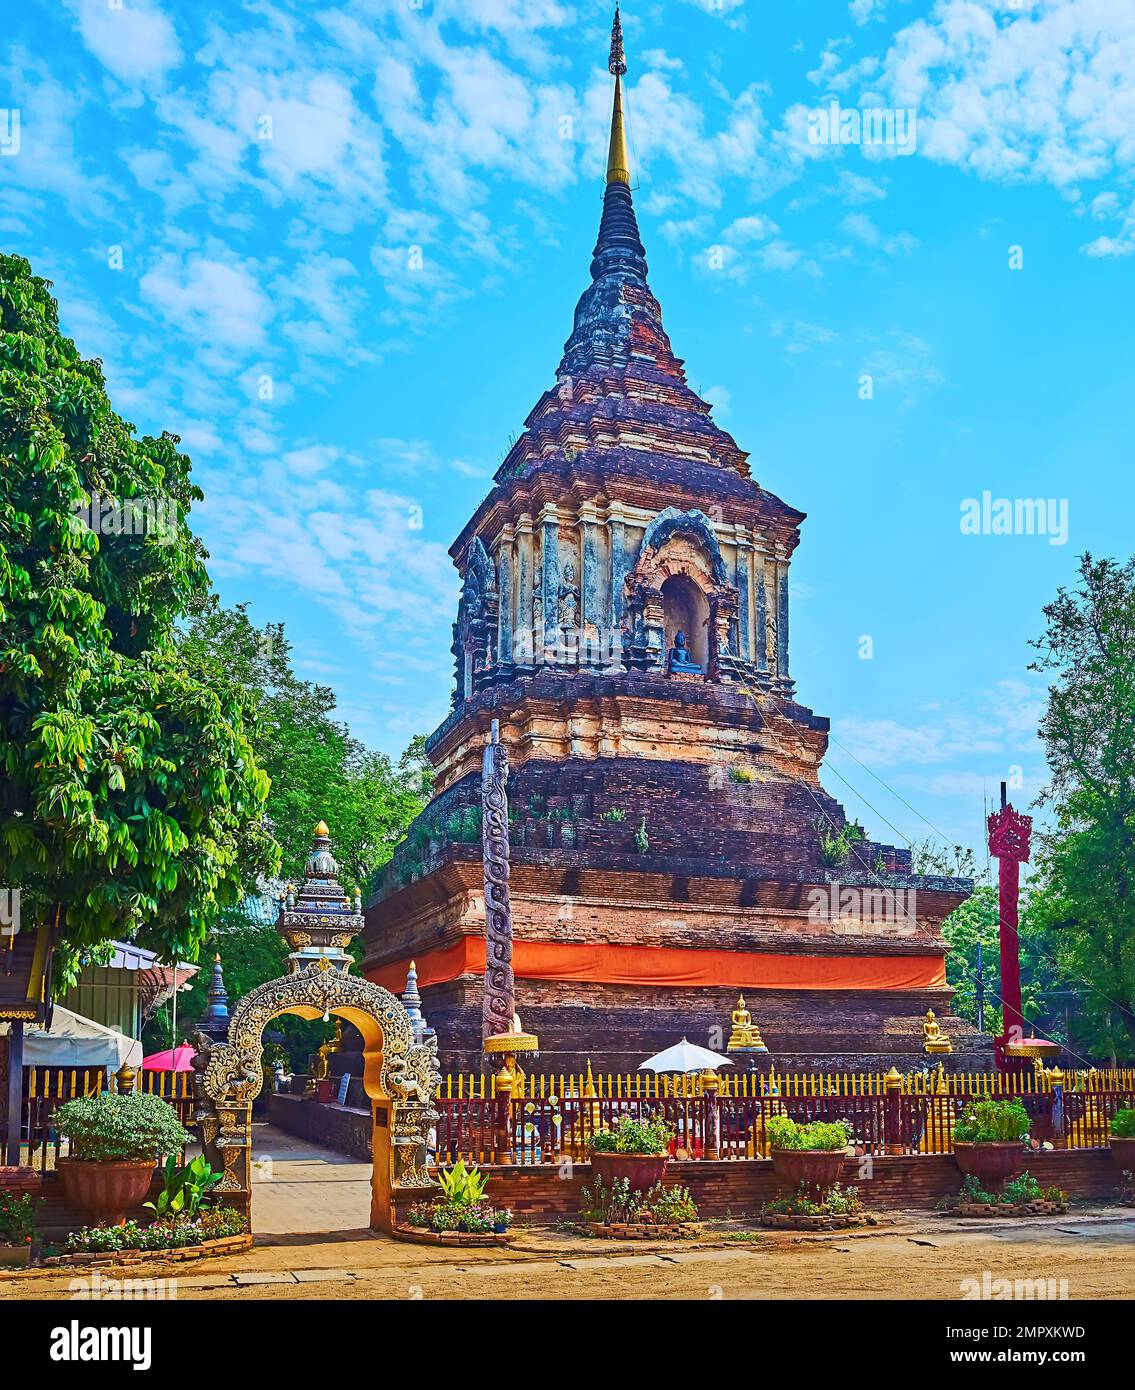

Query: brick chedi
[[364, 8, 987, 1074]]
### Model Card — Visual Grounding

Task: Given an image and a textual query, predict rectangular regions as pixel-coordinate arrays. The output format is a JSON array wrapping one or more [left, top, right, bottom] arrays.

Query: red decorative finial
[[987, 804, 1031, 864]]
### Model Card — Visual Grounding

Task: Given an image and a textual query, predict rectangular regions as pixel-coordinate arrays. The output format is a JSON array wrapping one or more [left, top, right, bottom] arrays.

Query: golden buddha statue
[[726, 993, 767, 1052], [923, 1008, 953, 1055]]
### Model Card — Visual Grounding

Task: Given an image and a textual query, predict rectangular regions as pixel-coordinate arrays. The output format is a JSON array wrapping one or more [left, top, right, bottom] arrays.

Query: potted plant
[[765, 1115, 851, 1191], [589, 1115, 674, 1192], [55, 1092, 190, 1227], [492, 1208, 513, 1234], [1108, 1108, 1135, 1172], [0, 1191, 42, 1266], [952, 1098, 1030, 1188]]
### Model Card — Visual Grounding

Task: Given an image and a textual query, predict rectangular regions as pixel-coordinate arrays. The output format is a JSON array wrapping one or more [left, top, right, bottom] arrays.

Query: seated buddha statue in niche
[[668, 629, 702, 673]]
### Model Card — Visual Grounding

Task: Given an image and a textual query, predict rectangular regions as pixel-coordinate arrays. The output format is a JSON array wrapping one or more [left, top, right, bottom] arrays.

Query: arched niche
[[624, 507, 738, 677], [661, 572, 710, 669]]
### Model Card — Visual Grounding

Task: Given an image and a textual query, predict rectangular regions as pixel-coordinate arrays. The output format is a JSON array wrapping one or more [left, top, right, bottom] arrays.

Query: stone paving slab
[[232, 1271, 297, 1285]]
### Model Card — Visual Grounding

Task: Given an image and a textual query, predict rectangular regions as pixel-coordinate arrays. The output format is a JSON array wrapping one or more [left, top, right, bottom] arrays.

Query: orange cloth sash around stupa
[[368, 939, 946, 993]]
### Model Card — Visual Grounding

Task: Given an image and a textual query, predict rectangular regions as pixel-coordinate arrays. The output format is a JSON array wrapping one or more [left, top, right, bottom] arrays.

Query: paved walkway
[[249, 1124, 374, 1237]]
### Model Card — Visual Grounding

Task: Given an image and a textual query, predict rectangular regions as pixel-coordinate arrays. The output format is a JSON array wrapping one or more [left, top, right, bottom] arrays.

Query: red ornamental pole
[[987, 789, 1032, 1066]]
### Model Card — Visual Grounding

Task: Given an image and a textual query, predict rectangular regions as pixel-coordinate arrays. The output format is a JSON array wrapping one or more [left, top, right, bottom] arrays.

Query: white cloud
[[64, 0, 181, 86], [139, 249, 273, 367]]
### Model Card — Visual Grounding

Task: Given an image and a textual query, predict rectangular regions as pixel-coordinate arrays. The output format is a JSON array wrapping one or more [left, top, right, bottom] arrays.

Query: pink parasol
[[141, 1044, 197, 1072]]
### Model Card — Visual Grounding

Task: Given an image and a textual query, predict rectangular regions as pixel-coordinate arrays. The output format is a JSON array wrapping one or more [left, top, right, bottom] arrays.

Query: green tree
[[177, 600, 431, 887], [146, 603, 432, 1061], [0, 255, 276, 982], [1028, 554, 1135, 1057]]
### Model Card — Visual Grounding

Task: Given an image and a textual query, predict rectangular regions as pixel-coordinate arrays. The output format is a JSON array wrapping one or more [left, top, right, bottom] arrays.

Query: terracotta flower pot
[[1109, 1135, 1135, 1172], [589, 1151, 668, 1193], [770, 1148, 846, 1191], [57, 1159, 156, 1227], [953, 1142, 1025, 1189]]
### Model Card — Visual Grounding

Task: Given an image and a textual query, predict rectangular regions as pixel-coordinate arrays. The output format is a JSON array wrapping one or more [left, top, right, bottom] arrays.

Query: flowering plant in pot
[[951, 1099, 1030, 1189], [1108, 1108, 1135, 1172], [55, 1093, 190, 1227], [0, 1191, 42, 1266], [765, 1116, 851, 1192], [589, 1115, 674, 1192]]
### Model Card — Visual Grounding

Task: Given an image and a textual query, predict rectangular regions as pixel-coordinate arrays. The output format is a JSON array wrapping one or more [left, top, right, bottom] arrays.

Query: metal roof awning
[[107, 940, 161, 971]]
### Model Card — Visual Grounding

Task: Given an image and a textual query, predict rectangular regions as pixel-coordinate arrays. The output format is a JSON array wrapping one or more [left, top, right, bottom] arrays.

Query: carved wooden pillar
[[481, 724, 516, 1044]]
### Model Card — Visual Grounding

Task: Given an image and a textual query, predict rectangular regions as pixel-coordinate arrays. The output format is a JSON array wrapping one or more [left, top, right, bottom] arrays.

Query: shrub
[[599, 808, 626, 822], [405, 1201, 433, 1229], [817, 817, 864, 868], [437, 1158, 488, 1207], [765, 1115, 852, 1152], [822, 1183, 861, 1216], [647, 1184, 699, 1224], [144, 1154, 222, 1220], [589, 1115, 673, 1155], [63, 1206, 247, 1254], [952, 1099, 1030, 1145], [1001, 1171, 1042, 1205], [960, 1174, 998, 1205], [1110, 1108, 1135, 1139], [0, 1191, 42, 1245], [729, 766, 755, 784], [55, 1093, 190, 1163], [763, 1181, 860, 1218]]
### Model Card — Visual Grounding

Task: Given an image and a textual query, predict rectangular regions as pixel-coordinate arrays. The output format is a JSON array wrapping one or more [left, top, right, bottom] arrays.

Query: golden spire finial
[[606, 6, 630, 185], [313, 819, 330, 838]]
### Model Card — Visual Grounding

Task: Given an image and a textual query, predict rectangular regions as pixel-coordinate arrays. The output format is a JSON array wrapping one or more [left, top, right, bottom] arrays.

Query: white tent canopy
[[638, 1038, 734, 1074], [17, 1006, 142, 1071]]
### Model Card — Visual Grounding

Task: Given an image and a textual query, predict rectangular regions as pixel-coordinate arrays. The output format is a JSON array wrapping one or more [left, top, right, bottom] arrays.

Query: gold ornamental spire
[[606, 5, 630, 185]]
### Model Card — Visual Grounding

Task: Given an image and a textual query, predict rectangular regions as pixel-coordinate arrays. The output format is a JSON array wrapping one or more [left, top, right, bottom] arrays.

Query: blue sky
[[3, 0, 1133, 865]]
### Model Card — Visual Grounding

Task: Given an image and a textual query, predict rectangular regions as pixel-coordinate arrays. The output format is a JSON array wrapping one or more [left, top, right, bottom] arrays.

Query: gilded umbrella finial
[[609, 4, 626, 76], [606, 6, 630, 184]]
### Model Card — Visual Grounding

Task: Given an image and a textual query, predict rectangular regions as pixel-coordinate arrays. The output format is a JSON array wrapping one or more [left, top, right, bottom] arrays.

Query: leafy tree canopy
[[146, 603, 432, 1058], [1027, 553, 1135, 1055], [176, 599, 432, 888], [0, 255, 276, 982]]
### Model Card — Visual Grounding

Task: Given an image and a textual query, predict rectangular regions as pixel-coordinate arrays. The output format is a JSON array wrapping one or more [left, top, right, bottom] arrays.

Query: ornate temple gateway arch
[[193, 824, 439, 1234]]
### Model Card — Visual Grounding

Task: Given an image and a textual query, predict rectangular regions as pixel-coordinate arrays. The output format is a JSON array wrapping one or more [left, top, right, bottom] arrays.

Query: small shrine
[[279, 820, 363, 976], [196, 953, 231, 1044]]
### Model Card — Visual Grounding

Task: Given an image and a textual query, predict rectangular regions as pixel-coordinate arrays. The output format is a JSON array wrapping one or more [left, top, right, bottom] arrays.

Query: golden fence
[[439, 1065, 1135, 1102]]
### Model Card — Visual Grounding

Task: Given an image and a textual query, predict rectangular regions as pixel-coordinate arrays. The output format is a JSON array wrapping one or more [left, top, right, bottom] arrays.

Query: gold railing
[[438, 1064, 1135, 1102]]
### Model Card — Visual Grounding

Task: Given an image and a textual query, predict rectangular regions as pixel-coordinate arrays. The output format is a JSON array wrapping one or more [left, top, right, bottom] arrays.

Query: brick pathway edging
[[42, 1234, 253, 1267]]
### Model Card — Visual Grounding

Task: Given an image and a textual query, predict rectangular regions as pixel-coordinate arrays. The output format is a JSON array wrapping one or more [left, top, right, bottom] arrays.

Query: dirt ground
[[5, 1124, 1132, 1301]]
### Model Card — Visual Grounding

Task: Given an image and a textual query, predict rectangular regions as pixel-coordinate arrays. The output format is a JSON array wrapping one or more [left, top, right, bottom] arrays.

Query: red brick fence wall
[[266, 1092, 1127, 1222]]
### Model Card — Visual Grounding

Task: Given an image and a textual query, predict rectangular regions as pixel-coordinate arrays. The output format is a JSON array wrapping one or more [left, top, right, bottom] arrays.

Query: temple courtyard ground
[[3, 1126, 1132, 1301]]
